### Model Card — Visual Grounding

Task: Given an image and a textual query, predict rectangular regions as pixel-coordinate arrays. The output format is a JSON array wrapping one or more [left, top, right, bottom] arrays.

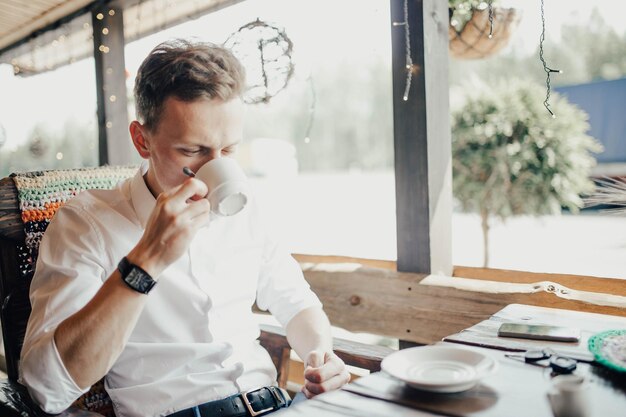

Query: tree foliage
[[451, 79, 602, 265]]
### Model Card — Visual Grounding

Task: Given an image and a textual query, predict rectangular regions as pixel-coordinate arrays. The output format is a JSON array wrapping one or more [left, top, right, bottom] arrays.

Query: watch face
[[125, 268, 153, 293]]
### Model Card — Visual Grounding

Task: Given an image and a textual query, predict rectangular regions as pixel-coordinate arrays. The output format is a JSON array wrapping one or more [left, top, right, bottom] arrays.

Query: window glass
[[450, 0, 626, 279], [0, 58, 98, 176]]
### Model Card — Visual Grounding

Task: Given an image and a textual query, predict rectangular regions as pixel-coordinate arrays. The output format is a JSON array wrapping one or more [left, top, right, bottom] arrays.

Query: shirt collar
[[130, 161, 156, 229]]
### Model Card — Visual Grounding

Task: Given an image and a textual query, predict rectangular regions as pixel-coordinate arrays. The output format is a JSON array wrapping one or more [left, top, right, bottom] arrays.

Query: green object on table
[[588, 329, 626, 373]]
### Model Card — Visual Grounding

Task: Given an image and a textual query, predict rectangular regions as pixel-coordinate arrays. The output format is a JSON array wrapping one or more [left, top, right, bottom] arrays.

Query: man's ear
[[129, 120, 151, 159]]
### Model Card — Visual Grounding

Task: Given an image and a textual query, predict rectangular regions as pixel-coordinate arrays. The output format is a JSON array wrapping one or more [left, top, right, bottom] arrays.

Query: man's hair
[[134, 39, 246, 131]]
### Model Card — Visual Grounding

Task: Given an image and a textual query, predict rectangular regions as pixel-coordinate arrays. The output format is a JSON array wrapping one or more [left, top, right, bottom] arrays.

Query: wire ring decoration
[[224, 19, 295, 104]]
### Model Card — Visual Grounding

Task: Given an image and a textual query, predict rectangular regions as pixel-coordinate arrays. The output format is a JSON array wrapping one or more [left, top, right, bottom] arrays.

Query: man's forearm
[[54, 269, 149, 389], [285, 307, 350, 398], [285, 306, 333, 362]]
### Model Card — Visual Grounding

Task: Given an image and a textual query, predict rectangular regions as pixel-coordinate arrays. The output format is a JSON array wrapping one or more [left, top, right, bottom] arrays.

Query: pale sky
[[0, 0, 625, 150]]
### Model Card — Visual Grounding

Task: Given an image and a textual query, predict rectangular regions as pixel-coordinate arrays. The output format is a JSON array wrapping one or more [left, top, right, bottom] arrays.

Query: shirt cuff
[[20, 329, 90, 414]]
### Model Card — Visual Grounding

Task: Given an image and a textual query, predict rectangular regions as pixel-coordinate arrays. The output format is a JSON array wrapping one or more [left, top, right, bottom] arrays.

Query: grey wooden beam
[[92, 4, 132, 166], [391, 0, 452, 276]]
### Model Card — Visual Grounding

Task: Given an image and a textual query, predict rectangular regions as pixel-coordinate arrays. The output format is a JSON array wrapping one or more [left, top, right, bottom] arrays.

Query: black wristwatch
[[117, 257, 157, 294]]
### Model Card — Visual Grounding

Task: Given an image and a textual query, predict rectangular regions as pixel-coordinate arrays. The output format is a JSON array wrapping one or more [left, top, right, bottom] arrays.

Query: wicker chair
[[0, 166, 390, 417]]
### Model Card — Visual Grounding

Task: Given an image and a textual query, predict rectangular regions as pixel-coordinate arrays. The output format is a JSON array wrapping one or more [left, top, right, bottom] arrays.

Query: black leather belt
[[168, 386, 292, 417]]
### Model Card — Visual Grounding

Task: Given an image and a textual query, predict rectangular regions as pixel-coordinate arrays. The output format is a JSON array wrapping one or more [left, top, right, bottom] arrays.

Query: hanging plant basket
[[449, 6, 522, 60]]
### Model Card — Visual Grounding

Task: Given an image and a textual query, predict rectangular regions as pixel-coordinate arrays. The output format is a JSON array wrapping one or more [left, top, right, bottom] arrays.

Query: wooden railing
[[292, 254, 626, 346]]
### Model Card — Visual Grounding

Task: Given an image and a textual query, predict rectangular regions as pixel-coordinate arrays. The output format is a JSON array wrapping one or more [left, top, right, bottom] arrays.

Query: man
[[20, 39, 350, 417]]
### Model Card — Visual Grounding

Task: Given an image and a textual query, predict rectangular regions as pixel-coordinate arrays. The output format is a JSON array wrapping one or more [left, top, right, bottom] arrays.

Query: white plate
[[381, 345, 498, 393]]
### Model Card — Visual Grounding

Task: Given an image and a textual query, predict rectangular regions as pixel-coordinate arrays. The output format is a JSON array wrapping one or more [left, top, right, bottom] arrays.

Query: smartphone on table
[[497, 322, 581, 342]]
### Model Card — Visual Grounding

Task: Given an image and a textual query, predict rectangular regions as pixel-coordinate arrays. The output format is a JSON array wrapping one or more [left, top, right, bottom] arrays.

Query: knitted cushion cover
[[12, 166, 137, 417]]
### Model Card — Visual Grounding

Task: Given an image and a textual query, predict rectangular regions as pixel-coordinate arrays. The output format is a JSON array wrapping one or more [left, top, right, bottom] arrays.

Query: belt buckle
[[242, 388, 274, 417]]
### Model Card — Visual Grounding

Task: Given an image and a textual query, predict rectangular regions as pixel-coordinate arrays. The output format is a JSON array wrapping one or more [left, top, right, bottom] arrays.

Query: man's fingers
[[301, 386, 315, 399], [304, 369, 351, 396], [170, 178, 209, 202], [189, 204, 212, 228], [182, 197, 211, 220], [157, 179, 209, 219], [304, 354, 345, 384], [303, 352, 350, 397]]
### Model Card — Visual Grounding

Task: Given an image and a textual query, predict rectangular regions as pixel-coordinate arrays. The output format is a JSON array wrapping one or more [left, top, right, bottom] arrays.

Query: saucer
[[381, 345, 498, 393]]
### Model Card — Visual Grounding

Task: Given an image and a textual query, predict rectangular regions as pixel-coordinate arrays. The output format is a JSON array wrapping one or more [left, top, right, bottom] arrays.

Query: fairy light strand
[[488, 1, 494, 39], [303, 75, 317, 144], [539, 0, 561, 118], [392, 0, 413, 101]]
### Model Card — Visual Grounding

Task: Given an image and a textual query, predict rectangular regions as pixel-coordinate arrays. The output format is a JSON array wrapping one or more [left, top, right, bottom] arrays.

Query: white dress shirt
[[19, 166, 322, 417]]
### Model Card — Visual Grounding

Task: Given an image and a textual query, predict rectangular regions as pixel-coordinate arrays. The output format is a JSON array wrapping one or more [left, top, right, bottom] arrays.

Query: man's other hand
[[302, 350, 350, 399]]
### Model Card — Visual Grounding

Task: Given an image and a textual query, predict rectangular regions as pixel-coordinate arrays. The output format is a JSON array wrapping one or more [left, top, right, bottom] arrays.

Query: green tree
[[451, 79, 602, 267]]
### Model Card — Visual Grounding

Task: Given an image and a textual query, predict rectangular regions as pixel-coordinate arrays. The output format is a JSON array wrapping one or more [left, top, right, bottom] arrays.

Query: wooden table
[[278, 304, 626, 417], [443, 303, 626, 361]]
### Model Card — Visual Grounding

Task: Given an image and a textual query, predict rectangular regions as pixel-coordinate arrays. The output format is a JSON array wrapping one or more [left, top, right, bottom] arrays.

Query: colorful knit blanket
[[12, 165, 137, 281]]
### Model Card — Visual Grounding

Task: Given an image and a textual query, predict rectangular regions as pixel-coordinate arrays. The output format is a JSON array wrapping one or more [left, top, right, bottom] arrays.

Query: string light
[[487, 1, 494, 39], [392, 0, 413, 101], [303, 75, 317, 144], [539, 0, 561, 118]]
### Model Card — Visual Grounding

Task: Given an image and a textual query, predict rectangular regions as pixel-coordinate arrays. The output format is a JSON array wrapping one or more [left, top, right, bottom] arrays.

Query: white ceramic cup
[[194, 157, 250, 217], [547, 374, 591, 417]]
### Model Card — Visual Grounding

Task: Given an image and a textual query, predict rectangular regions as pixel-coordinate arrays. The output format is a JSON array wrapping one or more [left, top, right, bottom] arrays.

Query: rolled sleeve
[[256, 240, 322, 327], [20, 329, 90, 413], [19, 204, 105, 412]]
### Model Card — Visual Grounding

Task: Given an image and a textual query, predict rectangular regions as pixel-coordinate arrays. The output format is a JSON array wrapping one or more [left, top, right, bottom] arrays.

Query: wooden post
[[92, 4, 132, 166], [391, 0, 453, 348], [391, 0, 452, 276]]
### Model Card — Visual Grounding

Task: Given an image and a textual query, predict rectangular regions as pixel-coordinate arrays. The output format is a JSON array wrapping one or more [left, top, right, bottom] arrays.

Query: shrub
[[451, 79, 602, 266]]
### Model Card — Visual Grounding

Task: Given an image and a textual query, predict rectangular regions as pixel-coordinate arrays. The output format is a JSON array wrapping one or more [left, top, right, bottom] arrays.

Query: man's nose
[[207, 150, 222, 161], [192, 151, 221, 172]]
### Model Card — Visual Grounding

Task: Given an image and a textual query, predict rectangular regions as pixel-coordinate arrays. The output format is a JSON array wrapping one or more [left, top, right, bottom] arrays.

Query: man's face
[[135, 96, 244, 196]]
